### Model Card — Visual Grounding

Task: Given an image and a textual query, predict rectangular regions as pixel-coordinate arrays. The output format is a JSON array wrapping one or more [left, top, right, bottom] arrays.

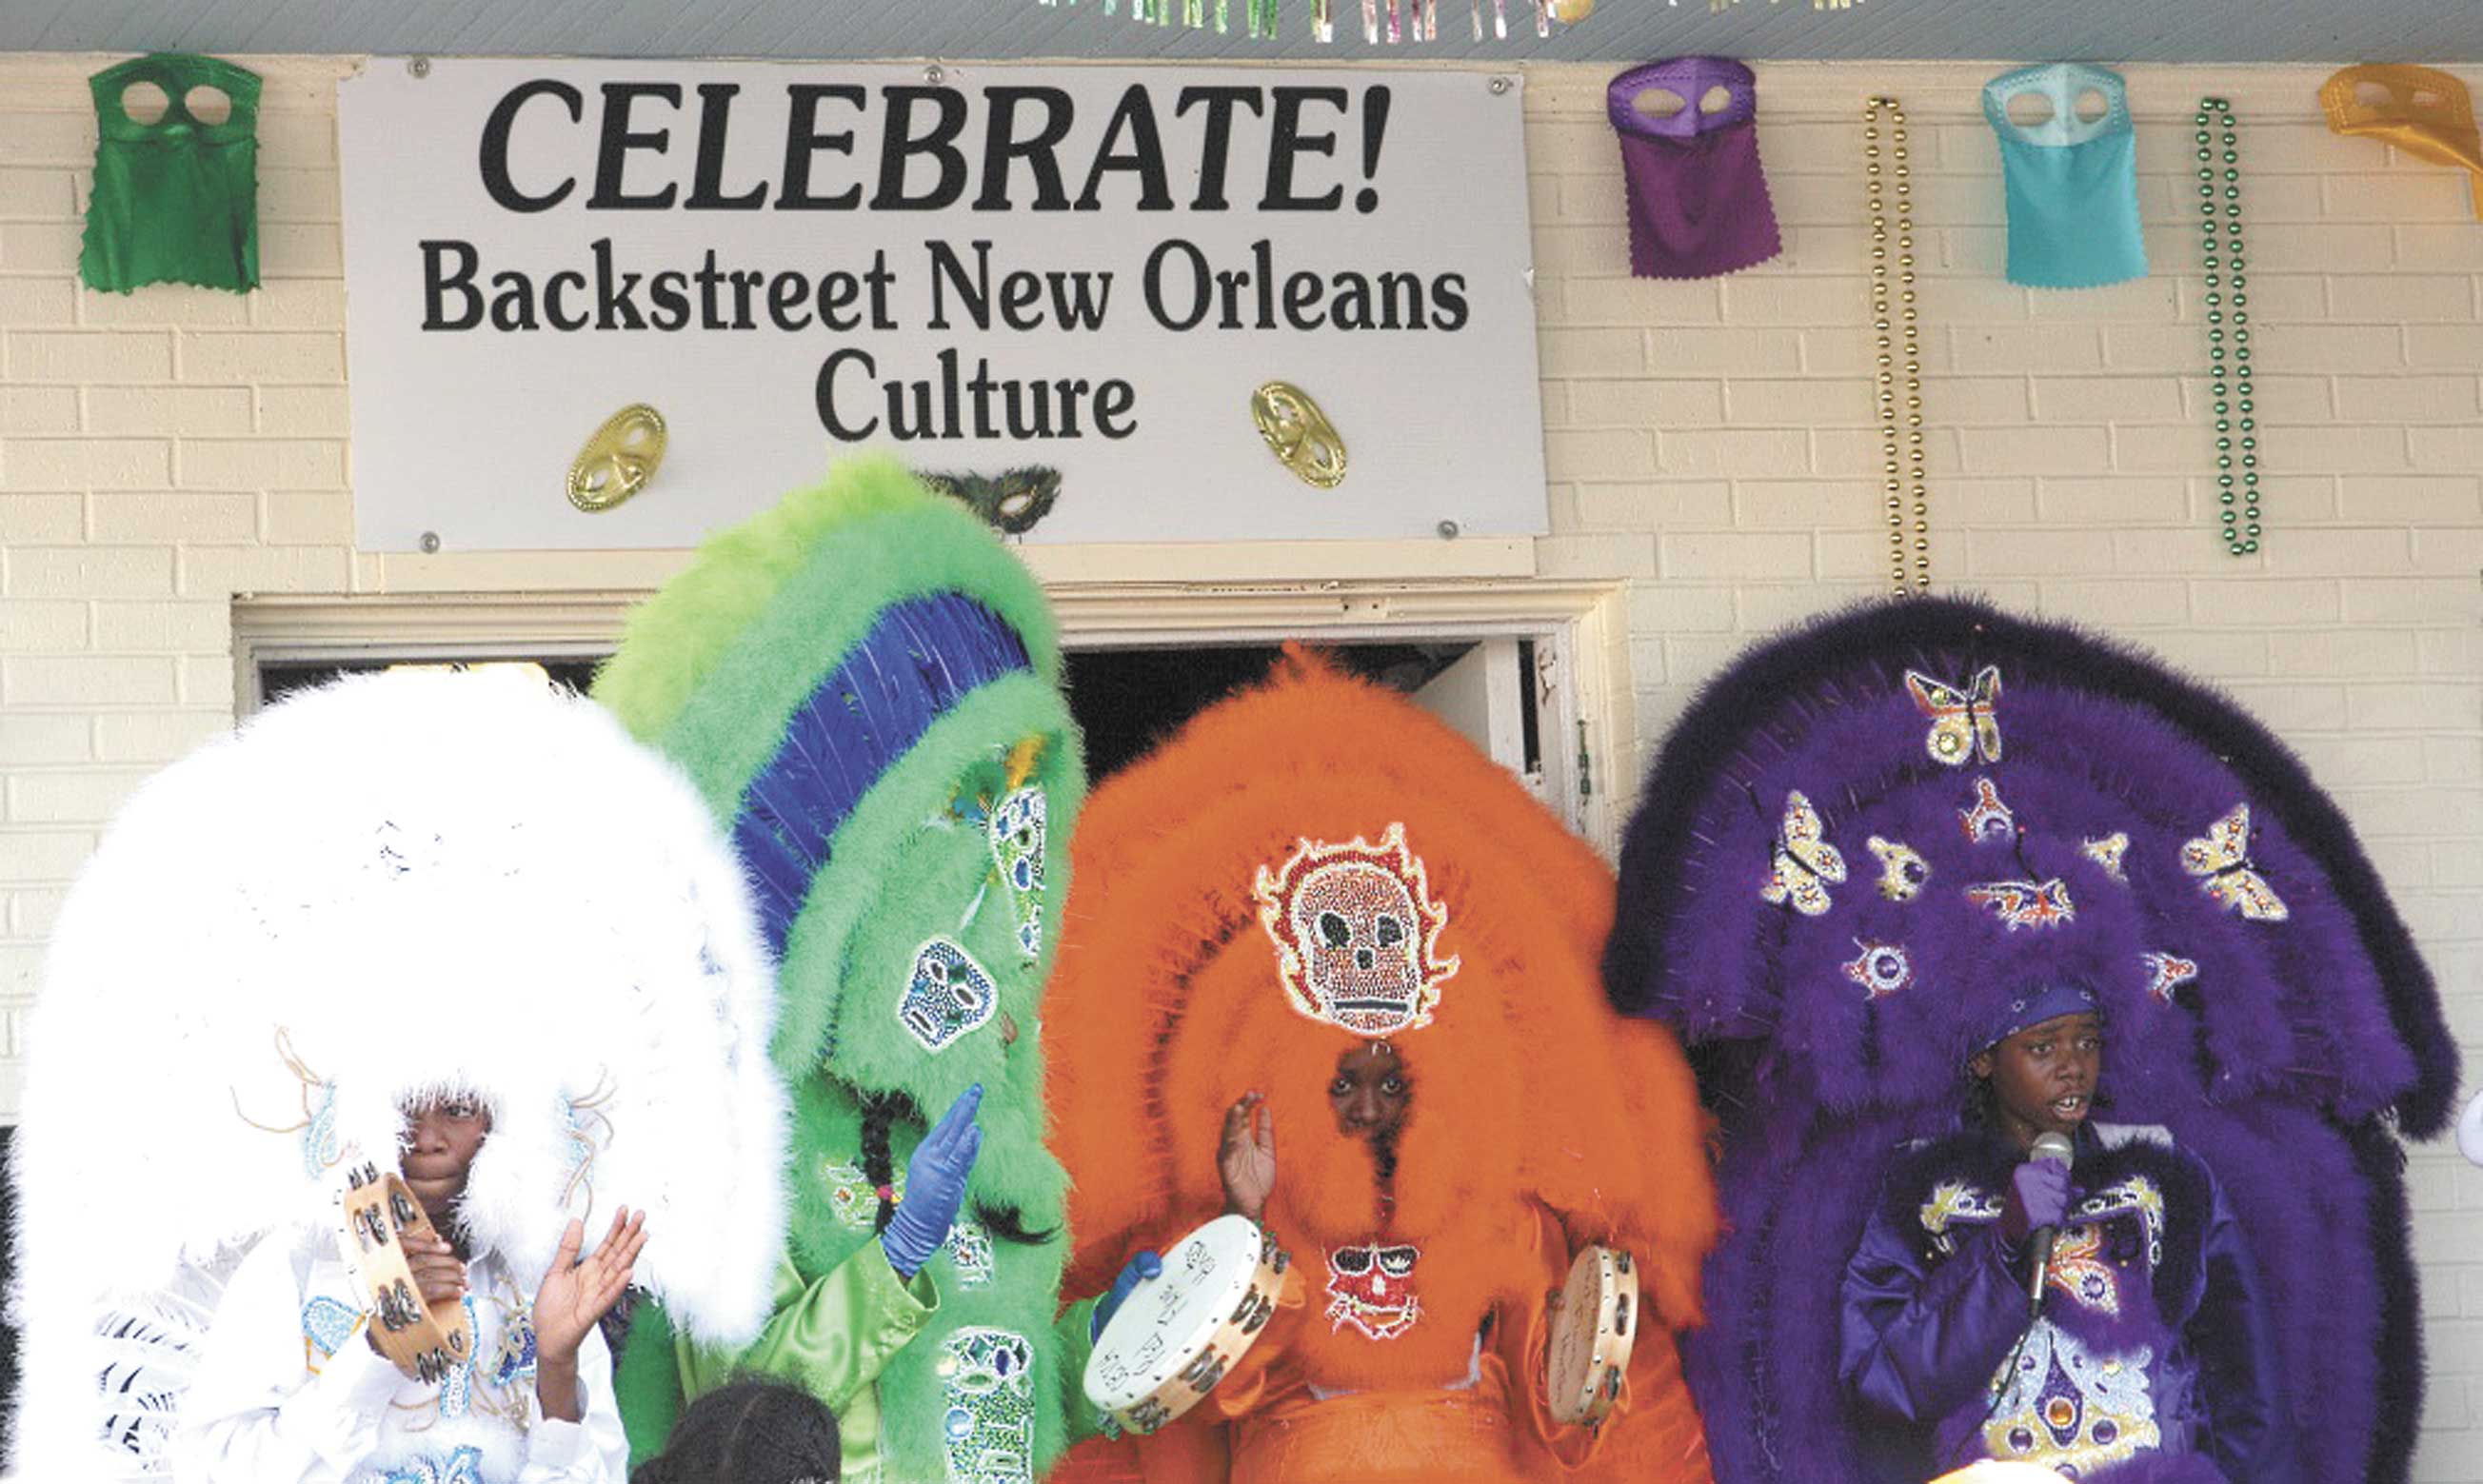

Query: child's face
[[1973, 1012, 2102, 1147], [400, 1096, 492, 1224], [1328, 1042, 1411, 1142]]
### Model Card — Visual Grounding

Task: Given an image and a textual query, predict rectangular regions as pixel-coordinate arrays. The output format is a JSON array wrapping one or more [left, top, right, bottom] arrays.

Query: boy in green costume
[[596, 456, 1148, 1483]]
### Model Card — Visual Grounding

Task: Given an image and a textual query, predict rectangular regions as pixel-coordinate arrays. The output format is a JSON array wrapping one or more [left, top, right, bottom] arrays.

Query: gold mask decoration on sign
[[566, 404, 667, 513], [2320, 65, 2483, 219], [1250, 382, 1348, 489]]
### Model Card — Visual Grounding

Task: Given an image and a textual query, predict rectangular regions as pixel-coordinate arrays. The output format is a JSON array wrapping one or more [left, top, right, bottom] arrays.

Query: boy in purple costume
[[1600, 597, 2460, 1484], [1840, 983, 2280, 1481]]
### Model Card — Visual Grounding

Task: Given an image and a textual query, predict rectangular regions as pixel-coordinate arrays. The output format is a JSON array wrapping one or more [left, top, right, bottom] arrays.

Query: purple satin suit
[[1839, 1122, 2286, 1482]]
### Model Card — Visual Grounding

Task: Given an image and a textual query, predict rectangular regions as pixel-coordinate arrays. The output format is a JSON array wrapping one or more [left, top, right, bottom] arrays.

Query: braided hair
[[857, 1090, 1057, 1246], [629, 1378, 840, 1484]]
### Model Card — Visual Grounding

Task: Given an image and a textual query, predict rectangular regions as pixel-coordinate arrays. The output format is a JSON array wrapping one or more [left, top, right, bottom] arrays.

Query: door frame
[[233, 577, 1635, 849]]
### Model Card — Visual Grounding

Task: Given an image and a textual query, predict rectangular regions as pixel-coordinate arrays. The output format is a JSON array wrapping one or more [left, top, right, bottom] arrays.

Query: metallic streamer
[[1864, 97, 1931, 595]]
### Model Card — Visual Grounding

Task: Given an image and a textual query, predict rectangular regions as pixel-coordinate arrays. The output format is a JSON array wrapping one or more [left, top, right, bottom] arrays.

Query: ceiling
[[6, 0, 2478, 65]]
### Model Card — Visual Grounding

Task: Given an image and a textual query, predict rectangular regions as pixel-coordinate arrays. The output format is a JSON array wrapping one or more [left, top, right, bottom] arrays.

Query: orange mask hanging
[[2320, 64, 2483, 220]]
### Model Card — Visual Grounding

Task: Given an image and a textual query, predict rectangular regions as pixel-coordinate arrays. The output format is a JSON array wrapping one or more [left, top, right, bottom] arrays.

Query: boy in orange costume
[[1045, 653, 1718, 1484]]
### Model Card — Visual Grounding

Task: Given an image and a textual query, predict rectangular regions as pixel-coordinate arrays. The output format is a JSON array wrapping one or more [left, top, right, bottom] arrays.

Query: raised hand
[[532, 1207, 647, 1366], [883, 1085, 984, 1281], [1220, 1092, 1276, 1223]]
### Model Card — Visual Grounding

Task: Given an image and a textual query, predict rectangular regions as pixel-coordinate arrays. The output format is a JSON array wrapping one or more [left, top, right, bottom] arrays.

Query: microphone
[[2024, 1131, 2075, 1313]]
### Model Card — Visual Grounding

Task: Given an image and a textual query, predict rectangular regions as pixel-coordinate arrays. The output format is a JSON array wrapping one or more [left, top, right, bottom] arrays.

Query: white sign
[[339, 60, 1547, 550]]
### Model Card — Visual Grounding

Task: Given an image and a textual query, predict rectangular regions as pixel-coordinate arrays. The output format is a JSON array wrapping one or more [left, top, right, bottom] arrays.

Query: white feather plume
[[9, 669, 787, 1478]]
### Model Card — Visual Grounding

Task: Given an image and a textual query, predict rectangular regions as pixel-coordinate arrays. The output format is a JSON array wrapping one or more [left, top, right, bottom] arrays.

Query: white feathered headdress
[[8, 669, 787, 1478]]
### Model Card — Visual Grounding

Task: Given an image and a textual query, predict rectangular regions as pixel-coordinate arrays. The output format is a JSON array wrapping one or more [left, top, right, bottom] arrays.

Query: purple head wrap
[[1607, 57, 1782, 280], [1979, 980, 2101, 1053]]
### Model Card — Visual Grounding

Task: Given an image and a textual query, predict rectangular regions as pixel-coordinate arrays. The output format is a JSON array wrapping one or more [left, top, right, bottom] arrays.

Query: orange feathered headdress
[[1048, 651, 1718, 1395]]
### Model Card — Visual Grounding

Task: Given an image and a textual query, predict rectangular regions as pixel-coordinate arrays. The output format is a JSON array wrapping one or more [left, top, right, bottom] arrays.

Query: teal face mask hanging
[[1983, 63, 2146, 289], [80, 54, 262, 294]]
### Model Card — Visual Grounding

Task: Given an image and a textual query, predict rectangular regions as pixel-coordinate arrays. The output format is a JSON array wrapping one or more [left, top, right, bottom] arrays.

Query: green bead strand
[[2195, 98, 2260, 557]]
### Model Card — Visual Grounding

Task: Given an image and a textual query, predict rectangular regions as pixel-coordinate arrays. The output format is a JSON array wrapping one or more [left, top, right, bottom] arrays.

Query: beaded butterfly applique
[[1905, 665, 2003, 767], [2180, 803, 2289, 921], [1760, 791, 1846, 917]]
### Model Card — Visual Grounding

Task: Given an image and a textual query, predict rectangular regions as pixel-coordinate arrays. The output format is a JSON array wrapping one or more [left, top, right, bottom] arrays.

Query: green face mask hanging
[[81, 54, 262, 294]]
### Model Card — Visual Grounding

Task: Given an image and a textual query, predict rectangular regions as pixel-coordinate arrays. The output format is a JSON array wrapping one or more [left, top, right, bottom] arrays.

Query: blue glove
[[1089, 1251, 1162, 1340], [882, 1085, 983, 1281]]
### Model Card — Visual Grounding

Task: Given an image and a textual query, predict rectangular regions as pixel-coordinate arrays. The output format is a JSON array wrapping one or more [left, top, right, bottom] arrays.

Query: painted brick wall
[[2, 51, 2478, 1476]]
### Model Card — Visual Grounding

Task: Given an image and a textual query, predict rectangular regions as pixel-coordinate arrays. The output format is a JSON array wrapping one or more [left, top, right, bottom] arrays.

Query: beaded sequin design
[[937, 1326, 1037, 1484]]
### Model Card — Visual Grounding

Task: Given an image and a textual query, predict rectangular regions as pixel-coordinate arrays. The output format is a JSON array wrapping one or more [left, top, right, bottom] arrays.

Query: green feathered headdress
[[595, 455, 1083, 1131], [601, 457, 1091, 1481]]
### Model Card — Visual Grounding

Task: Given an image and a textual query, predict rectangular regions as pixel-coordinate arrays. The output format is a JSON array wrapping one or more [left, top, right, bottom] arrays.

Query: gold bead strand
[[1865, 97, 1931, 595]]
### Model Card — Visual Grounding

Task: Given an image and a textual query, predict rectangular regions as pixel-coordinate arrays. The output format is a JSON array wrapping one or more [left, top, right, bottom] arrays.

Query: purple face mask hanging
[[1607, 57, 1782, 280]]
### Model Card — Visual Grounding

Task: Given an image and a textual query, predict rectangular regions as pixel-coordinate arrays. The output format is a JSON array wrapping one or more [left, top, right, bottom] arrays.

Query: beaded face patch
[[899, 937, 1001, 1053], [1867, 836, 1930, 901], [1905, 665, 2003, 768], [1324, 1242, 1422, 1340], [937, 1327, 1037, 1484], [2139, 951, 2199, 1005], [1959, 777, 2016, 844], [1255, 823, 1458, 1036], [1844, 940, 1914, 999], [1761, 791, 1846, 917], [986, 786, 1047, 961], [1966, 878, 2076, 930], [2181, 803, 2290, 922]]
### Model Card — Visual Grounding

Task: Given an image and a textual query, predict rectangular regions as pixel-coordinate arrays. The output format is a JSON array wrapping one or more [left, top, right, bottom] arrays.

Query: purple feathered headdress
[[1604, 596, 2455, 1484]]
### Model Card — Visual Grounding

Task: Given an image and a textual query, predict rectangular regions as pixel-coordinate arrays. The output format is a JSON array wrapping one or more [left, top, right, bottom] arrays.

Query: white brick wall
[[2, 51, 2478, 1475]]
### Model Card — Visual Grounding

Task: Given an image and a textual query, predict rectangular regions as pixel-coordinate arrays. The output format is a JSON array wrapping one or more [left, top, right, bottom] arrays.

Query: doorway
[[254, 637, 1545, 793]]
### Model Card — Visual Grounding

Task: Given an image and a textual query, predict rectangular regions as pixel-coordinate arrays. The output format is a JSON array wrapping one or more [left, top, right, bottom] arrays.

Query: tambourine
[[1083, 1214, 1288, 1435], [333, 1161, 476, 1384], [1545, 1244, 1638, 1427]]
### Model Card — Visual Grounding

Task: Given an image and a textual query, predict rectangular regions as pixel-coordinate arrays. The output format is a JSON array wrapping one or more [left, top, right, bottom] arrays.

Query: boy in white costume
[[8, 670, 788, 1484], [170, 1097, 643, 1483]]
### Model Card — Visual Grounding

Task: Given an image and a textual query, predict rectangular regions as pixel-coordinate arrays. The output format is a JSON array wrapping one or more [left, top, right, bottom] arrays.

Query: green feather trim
[[613, 1296, 684, 1469], [594, 459, 1064, 819], [775, 673, 1083, 1084], [596, 454, 953, 751]]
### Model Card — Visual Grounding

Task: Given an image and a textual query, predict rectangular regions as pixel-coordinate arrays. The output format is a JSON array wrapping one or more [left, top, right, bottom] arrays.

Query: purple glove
[[2000, 1158, 2071, 1245], [1088, 1250, 1163, 1340], [882, 1085, 983, 1281]]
